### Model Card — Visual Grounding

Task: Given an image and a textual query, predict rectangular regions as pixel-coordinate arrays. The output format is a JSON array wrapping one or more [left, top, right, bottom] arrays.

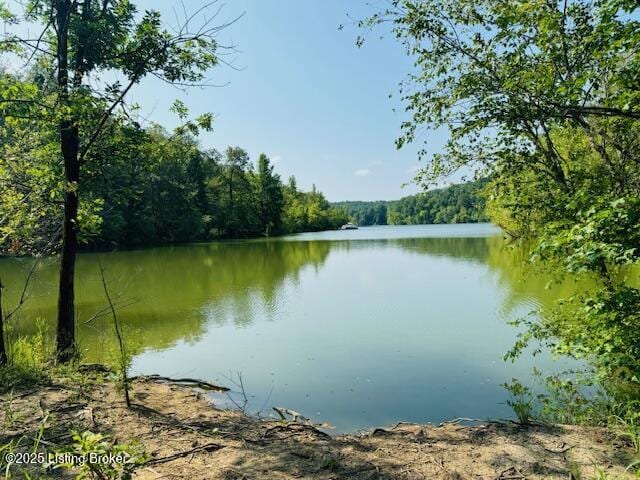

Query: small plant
[[53, 430, 148, 480], [320, 456, 340, 471], [591, 466, 610, 480], [0, 317, 52, 394], [66, 369, 100, 403], [110, 347, 134, 408], [0, 439, 20, 480], [9, 318, 52, 369], [534, 369, 613, 425], [627, 459, 640, 479], [502, 378, 537, 425], [567, 461, 583, 480], [587, 459, 640, 480]]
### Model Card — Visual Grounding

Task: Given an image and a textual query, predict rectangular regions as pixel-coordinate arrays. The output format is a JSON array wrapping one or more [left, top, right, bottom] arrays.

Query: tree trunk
[[0, 277, 7, 366], [228, 169, 234, 237], [55, 0, 80, 362], [56, 132, 79, 362]]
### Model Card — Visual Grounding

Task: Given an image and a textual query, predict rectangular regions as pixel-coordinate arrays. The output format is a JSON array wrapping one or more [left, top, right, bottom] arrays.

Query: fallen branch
[[133, 374, 229, 392], [263, 422, 331, 440], [371, 428, 394, 436], [437, 417, 487, 427], [273, 406, 307, 423], [77, 364, 111, 374], [495, 466, 527, 480], [49, 403, 87, 413], [391, 421, 417, 429], [146, 442, 223, 465], [542, 443, 574, 454], [9, 389, 40, 399], [272, 406, 334, 429]]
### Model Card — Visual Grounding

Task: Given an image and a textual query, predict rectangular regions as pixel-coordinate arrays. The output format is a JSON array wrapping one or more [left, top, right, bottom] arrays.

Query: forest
[[334, 178, 488, 226]]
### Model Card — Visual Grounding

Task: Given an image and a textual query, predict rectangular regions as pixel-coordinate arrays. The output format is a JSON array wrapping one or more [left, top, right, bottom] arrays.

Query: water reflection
[[0, 225, 585, 431], [1, 240, 333, 360]]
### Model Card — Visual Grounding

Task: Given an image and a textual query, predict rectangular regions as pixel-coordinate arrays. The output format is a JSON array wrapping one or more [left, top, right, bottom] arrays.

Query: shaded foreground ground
[[1, 370, 636, 479]]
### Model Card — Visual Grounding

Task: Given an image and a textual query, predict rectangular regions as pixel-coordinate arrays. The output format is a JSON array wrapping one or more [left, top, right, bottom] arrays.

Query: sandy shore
[[1, 370, 636, 479]]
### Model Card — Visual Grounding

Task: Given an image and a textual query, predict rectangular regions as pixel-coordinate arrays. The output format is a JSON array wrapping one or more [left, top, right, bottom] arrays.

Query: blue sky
[[127, 0, 451, 201], [2, 0, 451, 201]]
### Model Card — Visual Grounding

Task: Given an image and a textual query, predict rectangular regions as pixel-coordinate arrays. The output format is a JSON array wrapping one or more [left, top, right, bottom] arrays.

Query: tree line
[[334, 178, 488, 226], [0, 113, 347, 251], [74, 130, 348, 247]]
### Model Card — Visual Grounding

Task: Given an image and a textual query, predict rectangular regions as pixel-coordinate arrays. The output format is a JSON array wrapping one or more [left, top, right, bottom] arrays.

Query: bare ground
[[1, 371, 637, 479]]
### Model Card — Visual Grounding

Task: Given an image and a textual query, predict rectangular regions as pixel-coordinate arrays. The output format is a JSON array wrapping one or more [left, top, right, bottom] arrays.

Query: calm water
[[1, 224, 581, 432]]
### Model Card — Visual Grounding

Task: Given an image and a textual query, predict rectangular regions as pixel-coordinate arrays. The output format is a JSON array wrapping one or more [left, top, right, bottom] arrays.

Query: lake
[[1, 223, 580, 432]]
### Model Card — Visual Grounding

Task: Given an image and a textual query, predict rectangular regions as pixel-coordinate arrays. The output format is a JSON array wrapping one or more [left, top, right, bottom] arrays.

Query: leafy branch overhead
[[0, 0, 229, 160], [360, 0, 640, 188]]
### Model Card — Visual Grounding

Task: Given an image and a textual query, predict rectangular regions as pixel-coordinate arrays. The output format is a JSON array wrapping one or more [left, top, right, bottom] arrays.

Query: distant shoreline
[[0, 222, 502, 258]]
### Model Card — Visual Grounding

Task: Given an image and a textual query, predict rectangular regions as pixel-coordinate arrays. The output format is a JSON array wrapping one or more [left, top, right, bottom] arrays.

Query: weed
[[320, 456, 340, 471], [567, 461, 583, 480], [502, 378, 536, 424], [53, 430, 148, 480], [1, 391, 25, 430]]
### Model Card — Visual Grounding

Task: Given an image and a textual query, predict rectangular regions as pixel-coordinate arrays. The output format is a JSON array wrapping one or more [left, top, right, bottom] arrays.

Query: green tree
[[0, 278, 5, 366], [148, 132, 206, 243], [282, 176, 306, 233], [359, 0, 640, 190], [283, 177, 347, 233], [335, 179, 487, 226], [253, 154, 284, 236], [214, 147, 255, 237]]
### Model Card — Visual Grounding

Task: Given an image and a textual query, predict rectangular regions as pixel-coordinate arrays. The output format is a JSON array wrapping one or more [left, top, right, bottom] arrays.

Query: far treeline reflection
[[1, 231, 594, 363]]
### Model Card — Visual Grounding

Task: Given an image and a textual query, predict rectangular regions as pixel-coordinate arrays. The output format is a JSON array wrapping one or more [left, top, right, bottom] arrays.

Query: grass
[[0, 364, 48, 395], [611, 407, 640, 454], [1, 318, 54, 395]]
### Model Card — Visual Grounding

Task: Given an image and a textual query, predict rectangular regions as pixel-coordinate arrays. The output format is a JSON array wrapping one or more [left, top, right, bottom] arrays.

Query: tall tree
[[219, 147, 252, 237], [1, 0, 226, 361], [254, 154, 284, 236]]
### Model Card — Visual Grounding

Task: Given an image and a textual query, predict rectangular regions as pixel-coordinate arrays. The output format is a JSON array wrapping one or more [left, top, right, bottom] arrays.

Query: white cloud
[[405, 165, 420, 174], [354, 168, 372, 177], [270, 154, 282, 164]]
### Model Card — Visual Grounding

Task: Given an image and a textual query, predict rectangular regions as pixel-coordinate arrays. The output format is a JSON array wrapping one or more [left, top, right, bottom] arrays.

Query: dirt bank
[[1, 370, 636, 479]]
